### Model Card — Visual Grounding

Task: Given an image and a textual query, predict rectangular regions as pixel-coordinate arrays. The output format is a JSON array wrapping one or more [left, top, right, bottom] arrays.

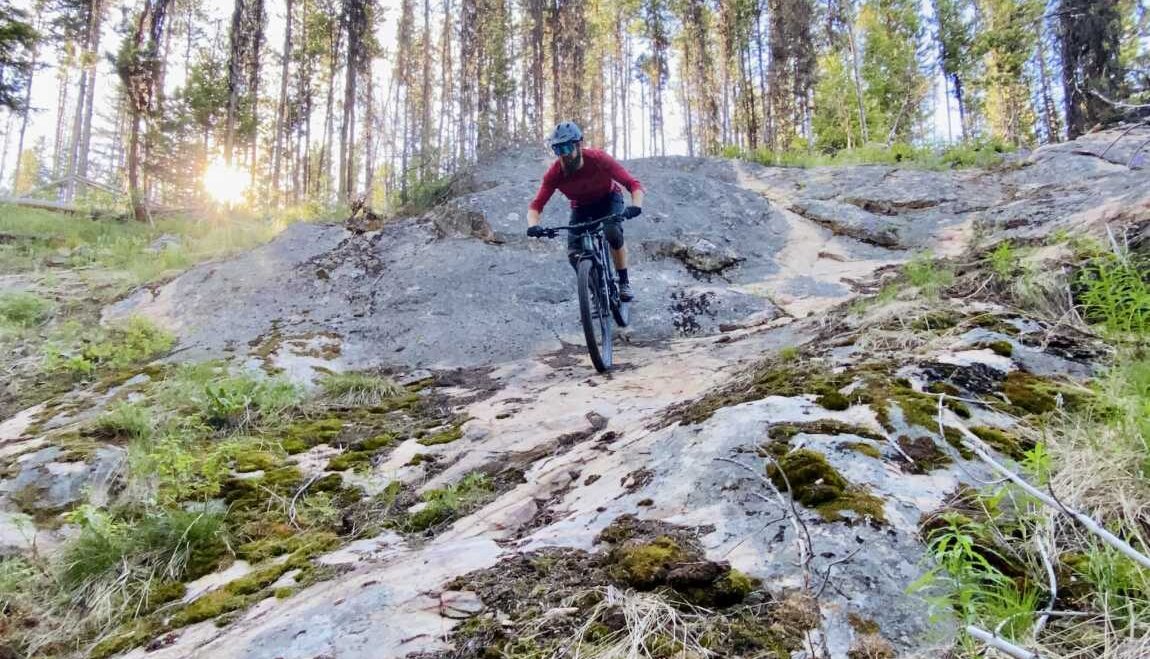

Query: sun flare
[[202, 159, 250, 205]]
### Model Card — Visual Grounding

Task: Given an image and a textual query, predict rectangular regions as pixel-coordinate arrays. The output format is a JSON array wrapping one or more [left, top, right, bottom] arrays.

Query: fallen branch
[[1034, 532, 1057, 636], [815, 546, 864, 598], [950, 417, 1150, 571], [966, 625, 1039, 659], [717, 456, 813, 582]]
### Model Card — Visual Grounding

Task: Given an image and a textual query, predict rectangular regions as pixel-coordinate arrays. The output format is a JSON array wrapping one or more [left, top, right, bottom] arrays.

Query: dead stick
[[951, 418, 1150, 571], [966, 626, 1039, 659]]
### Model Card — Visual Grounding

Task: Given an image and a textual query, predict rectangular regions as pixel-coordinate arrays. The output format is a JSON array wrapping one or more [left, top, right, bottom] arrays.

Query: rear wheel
[[577, 259, 613, 372]]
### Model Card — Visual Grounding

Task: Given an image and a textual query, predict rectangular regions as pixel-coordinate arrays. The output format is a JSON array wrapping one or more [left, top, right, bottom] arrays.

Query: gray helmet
[[549, 121, 583, 146]]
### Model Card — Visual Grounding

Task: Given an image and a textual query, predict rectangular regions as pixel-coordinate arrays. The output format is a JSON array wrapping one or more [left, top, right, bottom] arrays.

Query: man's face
[[555, 142, 582, 173]]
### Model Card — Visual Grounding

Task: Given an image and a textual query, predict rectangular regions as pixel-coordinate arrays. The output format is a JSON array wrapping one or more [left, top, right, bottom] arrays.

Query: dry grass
[[569, 586, 714, 659]]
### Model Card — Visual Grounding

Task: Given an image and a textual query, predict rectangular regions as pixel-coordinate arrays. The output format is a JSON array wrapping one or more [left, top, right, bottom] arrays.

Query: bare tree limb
[[949, 416, 1150, 571], [1089, 89, 1150, 112], [966, 626, 1039, 659]]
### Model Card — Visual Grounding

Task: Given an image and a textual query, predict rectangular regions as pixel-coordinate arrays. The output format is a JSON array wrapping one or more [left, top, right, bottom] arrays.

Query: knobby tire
[[577, 259, 612, 372]]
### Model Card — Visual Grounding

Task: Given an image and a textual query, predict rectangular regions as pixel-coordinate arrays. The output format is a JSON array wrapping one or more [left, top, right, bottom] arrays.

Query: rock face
[[6, 127, 1150, 658]]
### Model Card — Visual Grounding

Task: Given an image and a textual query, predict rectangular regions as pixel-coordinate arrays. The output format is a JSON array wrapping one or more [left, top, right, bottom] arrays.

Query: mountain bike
[[538, 214, 630, 372]]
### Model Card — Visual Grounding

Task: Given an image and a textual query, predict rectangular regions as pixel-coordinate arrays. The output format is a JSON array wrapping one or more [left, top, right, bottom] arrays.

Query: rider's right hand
[[527, 225, 546, 238]]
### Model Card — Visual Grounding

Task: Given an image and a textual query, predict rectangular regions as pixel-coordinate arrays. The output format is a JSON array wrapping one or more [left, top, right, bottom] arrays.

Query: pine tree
[[976, 0, 1041, 145], [1058, 0, 1127, 138], [859, 0, 928, 143]]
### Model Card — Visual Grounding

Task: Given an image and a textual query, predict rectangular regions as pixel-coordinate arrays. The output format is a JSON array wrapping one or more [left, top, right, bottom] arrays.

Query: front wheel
[[577, 259, 613, 372]]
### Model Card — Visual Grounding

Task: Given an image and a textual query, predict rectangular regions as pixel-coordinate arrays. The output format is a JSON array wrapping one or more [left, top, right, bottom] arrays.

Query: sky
[[0, 0, 994, 193]]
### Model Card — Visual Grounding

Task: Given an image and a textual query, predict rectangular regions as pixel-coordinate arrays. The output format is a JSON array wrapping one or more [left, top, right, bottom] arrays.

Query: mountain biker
[[526, 121, 645, 302]]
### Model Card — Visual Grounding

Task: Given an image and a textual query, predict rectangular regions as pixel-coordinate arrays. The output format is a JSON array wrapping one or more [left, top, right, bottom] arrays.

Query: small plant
[[43, 316, 175, 379], [319, 371, 403, 406], [1077, 252, 1150, 339], [910, 512, 1039, 643], [57, 505, 228, 623], [195, 372, 302, 429], [92, 402, 154, 442], [905, 253, 954, 298], [988, 241, 1017, 280], [0, 291, 53, 330], [403, 473, 495, 532]]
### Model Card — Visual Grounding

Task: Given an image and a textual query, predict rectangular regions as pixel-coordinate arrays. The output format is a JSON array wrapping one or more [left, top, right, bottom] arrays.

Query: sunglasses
[[552, 142, 578, 157]]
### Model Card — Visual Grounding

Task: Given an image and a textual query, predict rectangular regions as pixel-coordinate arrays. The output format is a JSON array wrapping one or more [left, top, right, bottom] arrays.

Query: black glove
[[526, 225, 546, 238], [621, 206, 642, 220]]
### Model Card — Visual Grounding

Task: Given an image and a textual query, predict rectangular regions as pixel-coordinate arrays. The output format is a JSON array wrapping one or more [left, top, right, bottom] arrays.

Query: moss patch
[[680, 569, 760, 607], [608, 536, 685, 589], [769, 420, 886, 442], [768, 450, 887, 524], [417, 424, 464, 446], [969, 425, 1030, 460], [842, 441, 882, 459], [816, 391, 851, 411], [767, 449, 848, 506]]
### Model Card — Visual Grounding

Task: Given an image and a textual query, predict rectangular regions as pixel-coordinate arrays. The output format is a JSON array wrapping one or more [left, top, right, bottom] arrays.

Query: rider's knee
[[605, 225, 625, 251]]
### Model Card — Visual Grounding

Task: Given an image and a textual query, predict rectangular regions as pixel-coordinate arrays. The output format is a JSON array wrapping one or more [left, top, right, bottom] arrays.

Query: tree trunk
[[225, 0, 245, 165], [272, 0, 293, 203], [11, 8, 41, 192], [847, 24, 868, 143], [419, 0, 433, 177]]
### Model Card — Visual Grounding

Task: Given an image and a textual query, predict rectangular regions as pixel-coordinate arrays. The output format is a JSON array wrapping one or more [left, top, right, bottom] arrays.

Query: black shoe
[[619, 281, 634, 302]]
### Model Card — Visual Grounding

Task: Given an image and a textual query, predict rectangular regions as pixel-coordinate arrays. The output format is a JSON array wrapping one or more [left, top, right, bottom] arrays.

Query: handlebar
[[533, 214, 624, 239]]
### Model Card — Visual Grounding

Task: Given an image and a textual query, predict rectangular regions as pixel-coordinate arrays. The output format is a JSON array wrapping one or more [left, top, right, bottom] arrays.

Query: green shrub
[[44, 316, 175, 379], [1077, 253, 1150, 338], [178, 371, 302, 429], [905, 253, 954, 298], [92, 402, 154, 441], [319, 372, 403, 406], [403, 473, 495, 533], [58, 505, 228, 621], [0, 291, 53, 329], [988, 241, 1017, 280]]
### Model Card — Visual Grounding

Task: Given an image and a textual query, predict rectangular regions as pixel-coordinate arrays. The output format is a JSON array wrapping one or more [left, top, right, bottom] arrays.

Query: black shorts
[[568, 190, 624, 256]]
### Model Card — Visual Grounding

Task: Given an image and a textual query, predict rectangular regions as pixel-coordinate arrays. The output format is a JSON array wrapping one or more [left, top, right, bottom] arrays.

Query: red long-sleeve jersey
[[528, 148, 643, 212]]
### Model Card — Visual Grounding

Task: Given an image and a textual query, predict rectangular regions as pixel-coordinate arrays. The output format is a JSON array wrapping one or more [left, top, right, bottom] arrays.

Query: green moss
[[969, 425, 1028, 460], [277, 417, 344, 454], [674, 360, 855, 425], [984, 340, 1014, 357], [609, 536, 684, 589], [226, 562, 292, 596], [815, 488, 887, 524], [170, 589, 249, 627], [417, 424, 464, 446], [327, 450, 373, 471], [769, 420, 885, 442], [816, 391, 851, 411], [233, 450, 282, 473], [1001, 372, 1058, 415], [407, 453, 432, 466], [680, 569, 759, 607], [142, 579, 187, 613], [235, 530, 340, 563], [909, 310, 961, 331], [89, 620, 159, 659], [945, 398, 972, 418], [767, 450, 848, 506], [843, 442, 882, 459], [925, 381, 961, 396], [942, 426, 975, 459], [274, 587, 295, 599], [356, 433, 396, 451], [768, 450, 886, 523]]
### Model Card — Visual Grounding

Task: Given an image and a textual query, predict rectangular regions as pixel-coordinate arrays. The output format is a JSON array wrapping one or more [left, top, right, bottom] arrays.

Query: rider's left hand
[[621, 206, 642, 220]]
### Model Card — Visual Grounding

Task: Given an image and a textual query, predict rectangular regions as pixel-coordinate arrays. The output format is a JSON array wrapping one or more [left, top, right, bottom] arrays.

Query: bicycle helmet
[[549, 121, 583, 146]]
